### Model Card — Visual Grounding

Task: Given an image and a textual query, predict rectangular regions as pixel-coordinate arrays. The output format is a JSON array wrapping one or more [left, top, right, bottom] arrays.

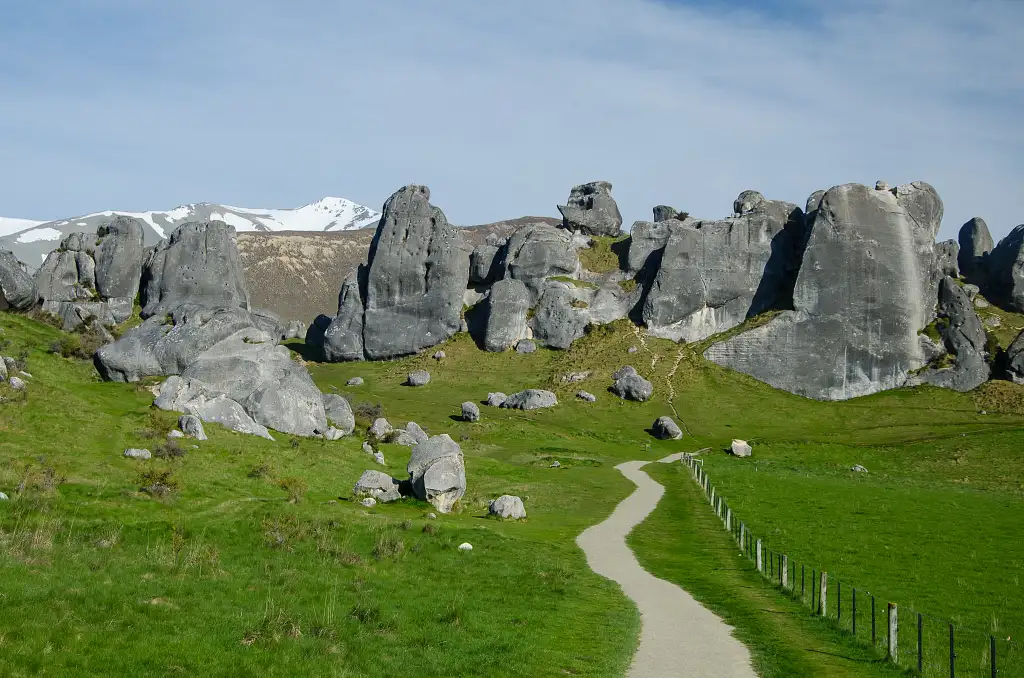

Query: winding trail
[[577, 453, 756, 678]]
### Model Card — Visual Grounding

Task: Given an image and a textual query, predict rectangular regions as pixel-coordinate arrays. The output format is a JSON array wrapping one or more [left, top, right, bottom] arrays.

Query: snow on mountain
[[0, 197, 381, 269]]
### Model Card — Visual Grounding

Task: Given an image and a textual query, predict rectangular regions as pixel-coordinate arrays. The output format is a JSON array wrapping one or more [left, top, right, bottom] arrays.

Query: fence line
[[680, 453, 1019, 677]]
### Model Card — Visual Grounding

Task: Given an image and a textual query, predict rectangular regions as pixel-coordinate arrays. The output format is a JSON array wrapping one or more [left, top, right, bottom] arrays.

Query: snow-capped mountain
[[0, 197, 381, 268]]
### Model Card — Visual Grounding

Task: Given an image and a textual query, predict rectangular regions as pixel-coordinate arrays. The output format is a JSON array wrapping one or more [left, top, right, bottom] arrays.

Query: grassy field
[[2, 311, 1023, 676]]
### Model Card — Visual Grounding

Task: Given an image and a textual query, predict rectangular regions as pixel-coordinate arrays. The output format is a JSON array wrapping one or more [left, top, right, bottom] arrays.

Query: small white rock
[[8, 376, 26, 390], [373, 451, 386, 466], [550, 460, 561, 468], [457, 542, 473, 551], [730, 439, 752, 457], [360, 497, 377, 508], [167, 430, 185, 439], [124, 448, 152, 460], [0, 491, 8, 500], [18, 371, 32, 379], [347, 377, 364, 386], [427, 512, 437, 520], [851, 464, 868, 473]]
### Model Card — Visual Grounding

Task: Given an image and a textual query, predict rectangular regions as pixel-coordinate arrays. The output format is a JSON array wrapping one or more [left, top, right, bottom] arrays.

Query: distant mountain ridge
[[0, 197, 382, 267]]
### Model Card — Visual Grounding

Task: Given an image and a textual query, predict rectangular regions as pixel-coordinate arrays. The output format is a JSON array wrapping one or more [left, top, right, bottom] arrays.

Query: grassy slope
[[1, 312, 1023, 676]]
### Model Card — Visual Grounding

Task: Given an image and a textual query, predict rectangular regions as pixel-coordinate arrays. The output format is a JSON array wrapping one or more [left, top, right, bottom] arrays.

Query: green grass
[[579, 235, 629, 274], [2, 308, 1024, 677]]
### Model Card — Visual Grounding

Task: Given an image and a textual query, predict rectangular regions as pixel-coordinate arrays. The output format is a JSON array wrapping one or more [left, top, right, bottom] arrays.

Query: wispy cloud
[[0, 0, 1021, 240]]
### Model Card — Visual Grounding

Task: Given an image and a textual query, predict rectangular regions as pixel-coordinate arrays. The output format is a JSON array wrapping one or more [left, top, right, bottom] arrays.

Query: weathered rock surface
[[516, 339, 536, 354], [281, 320, 306, 341], [918, 277, 989, 392], [496, 224, 579, 300], [489, 495, 527, 520], [141, 221, 250, 318], [322, 393, 355, 435], [706, 182, 943, 400], [934, 240, 959, 279], [405, 421, 429, 444], [124, 448, 152, 460], [470, 243, 501, 285], [407, 434, 466, 514], [731, 439, 752, 457], [407, 370, 430, 386], [652, 206, 680, 222], [958, 217, 994, 281], [486, 392, 507, 407], [462, 401, 480, 422], [321, 270, 367, 361], [362, 185, 471, 359], [347, 376, 364, 386], [482, 278, 531, 352], [94, 216, 145, 304], [0, 250, 36, 310], [500, 389, 558, 410], [531, 285, 587, 349], [576, 390, 597, 402], [1004, 330, 1024, 385], [178, 414, 207, 441], [353, 470, 402, 503], [557, 181, 623, 237], [611, 367, 653, 402], [652, 416, 683, 440], [184, 393, 274, 440], [626, 220, 677, 274], [642, 192, 805, 342], [368, 417, 393, 440], [983, 224, 1024, 312]]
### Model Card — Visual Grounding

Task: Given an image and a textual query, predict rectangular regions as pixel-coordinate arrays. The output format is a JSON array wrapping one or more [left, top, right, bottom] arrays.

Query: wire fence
[[680, 453, 1021, 677]]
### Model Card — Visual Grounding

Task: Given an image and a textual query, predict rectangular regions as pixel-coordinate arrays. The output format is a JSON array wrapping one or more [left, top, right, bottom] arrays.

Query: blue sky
[[0, 0, 1022, 240]]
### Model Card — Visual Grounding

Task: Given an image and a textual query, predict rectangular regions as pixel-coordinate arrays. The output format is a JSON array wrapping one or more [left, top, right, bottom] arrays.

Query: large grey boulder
[[531, 285, 587, 349], [362, 185, 471, 360], [93, 216, 145, 306], [407, 434, 466, 514], [934, 240, 960, 279], [706, 181, 943, 400], [282, 320, 307, 341], [483, 278, 531, 352], [983, 224, 1024, 312], [958, 217, 994, 281], [178, 414, 208, 441], [486, 392, 507, 407], [1004, 331, 1024, 385], [462, 401, 480, 422], [184, 394, 274, 440], [919, 277, 990, 391], [321, 269, 367, 361], [406, 421, 429, 444], [500, 389, 558, 410], [557, 181, 623, 237], [496, 224, 579, 300], [352, 470, 402, 503], [0, 250, 36, 311], [368, 417, 393, 440], [95, 305, 274, 382], [642, 192, 805, 342], [488, 495, 527, 520], [652, 416, 683, 440], [611, 370, 654, 402], [141, 220, 250, 319], [626, 220, 677, 274], [407, 370, 431, 386], [470, 243, 502, 285], [652, 206, 680, 222], [322, 393, 355, 435]]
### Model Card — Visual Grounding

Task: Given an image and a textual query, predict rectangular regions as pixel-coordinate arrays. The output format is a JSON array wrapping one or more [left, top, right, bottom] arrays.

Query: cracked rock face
[[958, 217, 994, 282], [407, 434, 466, 514], [983, 224, 1024, 313], [0, 249, 36, 311], [557, 181, 623, 237], [641, 193, 805, 342], [919, 276, 990, 392], [495, 223, 579, 301], [706, 181, 943, 401]]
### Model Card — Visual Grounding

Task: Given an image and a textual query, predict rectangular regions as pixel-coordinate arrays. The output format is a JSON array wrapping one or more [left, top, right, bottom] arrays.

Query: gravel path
[[576, 454, 757, 678]]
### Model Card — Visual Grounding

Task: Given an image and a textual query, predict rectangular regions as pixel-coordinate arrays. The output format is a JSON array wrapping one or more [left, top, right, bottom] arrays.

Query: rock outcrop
[[557, 181, 623, 237], [482, 279, 531, 352], [611, 366, 653, 402], [353, 470, 402, 503], [706, 181, 943, 400], [641, 192, 805, 342], [934, 240, 959, 279], [652, 416, 683, 440], [983, 224, 1024, 312], [500, 389, 558, 410], [0, 249, 36, 311], [919, 277, 990, 392], [141, 220, 250, 318], [407, 434, 466, 514], [531, 285, 587, 349], [489, 495, 527, 520], [958, 217, 994, 282], [322, 393, 355, 435], [494, 224, 579, 301]]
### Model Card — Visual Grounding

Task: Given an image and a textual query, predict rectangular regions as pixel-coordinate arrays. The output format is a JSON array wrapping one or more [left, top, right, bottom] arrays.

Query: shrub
[[372, 531, 405, 560], [351, 401, 384, 425], [618, 278, 638, 293], [248, 463, 273, 479], [138, 469, 179, 498], [278, 476, 307, 504], [153, 439, 186, 459]]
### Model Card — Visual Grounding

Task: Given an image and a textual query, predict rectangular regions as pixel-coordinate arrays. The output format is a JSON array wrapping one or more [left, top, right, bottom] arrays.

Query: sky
[[0, 0, 1021, 241]]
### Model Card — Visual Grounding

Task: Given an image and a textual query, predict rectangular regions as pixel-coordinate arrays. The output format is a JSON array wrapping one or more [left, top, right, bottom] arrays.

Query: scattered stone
[[851, 464, 868, 473], [652, 416, 683, 440], [558, 181, 623, 237], [360, 497, 377, 508], [489, 495, 527, 520], [628, 346, 638, 354], [515, 339, 536, 354], [368, 418, 393, 440], [501, 389, 558, 410], [322, 393, 355, 435], [124, 448, 152, 460], [406, 421, 429, 444], [324, 427, 345, 441], [433, 350, 446, 360], [353, 470, 402, 503], [407, 434, 467, 514], [561, 371, 591, 384], [611, 370, 653, 402], [576, 391, 597, 402], [462, 401, 480, 422], [362, 441, 375, 455], [985, 316, 1002, 328], [178, 414, 207, 441], [407, 370, 431, 387], [486, 392, 508, 407], [458, 542, 473, 551], [427, 512, 437, 519], [18, 371, 31, 379], [347, 377, 364, 386], [974, 297, 990, 308], [550, 460, 561, 468], [8, 376, 25, 391], [963, 284, 981, 300], [374, 451, 386, 465], [0, 491, 7, 500], [167, 430, 185, 439], [731, 440, 752, 457]]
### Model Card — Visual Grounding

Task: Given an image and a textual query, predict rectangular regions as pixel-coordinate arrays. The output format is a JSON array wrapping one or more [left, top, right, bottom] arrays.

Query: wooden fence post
[[819, 571, 828, 616], [756, 539, 763, 572], [726, 507, 733, 532], [888, 603, 898, 663], [710, 486, 716, 506], [781, 554, 789, 589]]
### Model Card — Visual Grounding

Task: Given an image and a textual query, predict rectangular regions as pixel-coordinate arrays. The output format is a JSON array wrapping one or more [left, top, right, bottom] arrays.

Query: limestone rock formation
[[407, 434, 466, 514], [557, 181, 623, 237], [321, 270, 367, 361], [642, 192, 805, 342], [611, 366, 653, 402], [495, 224, 579, 301], [486, 392, 507, 407], [368, 417, 393, 440], [652, 416, 683, 440], [462, 401, 480, 422], [531, 285, 587, 349], [919, 277, 990, 392], [482, 279, 531, 352], [1004, 331, 1024, 385], [141, 220, 250, 318], [958, 217, 994, 282], [362, 185, 471, 359], [983, 224, 1024, 312], [934, 240, 960, 279], [353, 470, 402, 503], [407, 370, 430, 386], [489, 495, 527, 520], [706, 181, 943, 400], [0, 249, 36, 311], [322, 393, 355, 435], [500, 389, 558, 410]]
